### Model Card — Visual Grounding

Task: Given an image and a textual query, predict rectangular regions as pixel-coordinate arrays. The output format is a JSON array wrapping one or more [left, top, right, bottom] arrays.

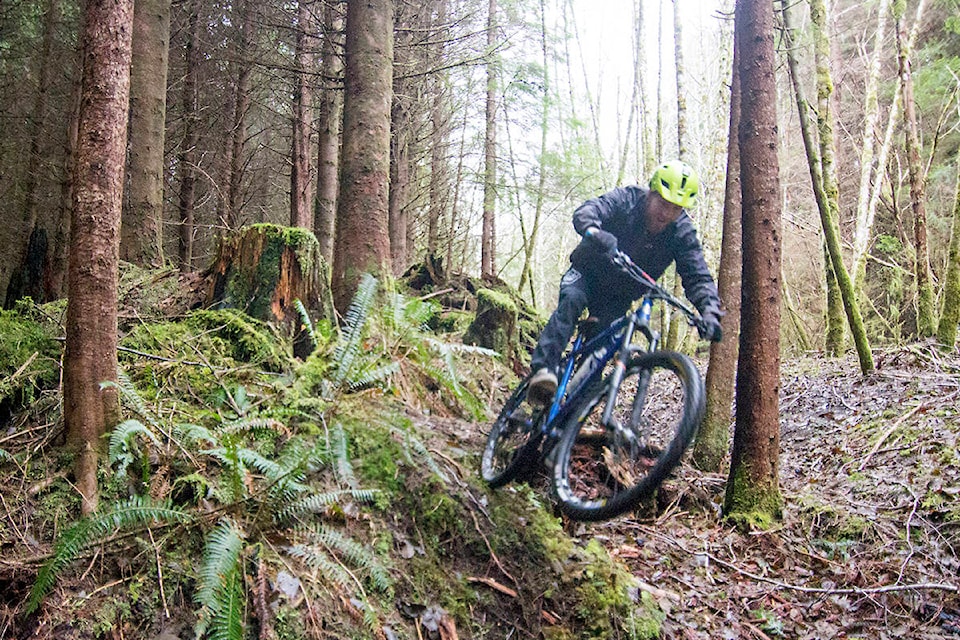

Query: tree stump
[[207, 224, 335, 357], [463, 288, 518, 360]]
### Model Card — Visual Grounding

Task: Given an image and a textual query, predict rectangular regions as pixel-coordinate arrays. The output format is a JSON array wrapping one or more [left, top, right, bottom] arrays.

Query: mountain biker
[[527, 159, 723, 405]]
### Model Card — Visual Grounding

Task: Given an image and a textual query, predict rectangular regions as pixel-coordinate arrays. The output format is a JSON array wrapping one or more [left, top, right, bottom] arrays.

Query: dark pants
[[530, 268, 633, 372]]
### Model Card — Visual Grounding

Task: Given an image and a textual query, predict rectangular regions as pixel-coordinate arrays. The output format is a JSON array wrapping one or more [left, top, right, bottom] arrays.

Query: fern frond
[[394, 427, 449, 484], [332, 274, 378, 387], [275, 489, 379, 523], [108, 419, 161, 479], [105, 371, 161, 429], [345, 360, 399, 391], [172, 423, 218, 448], [207, 561, 245, 640], [195, 519, 245, 613], [294, 298, 318, 351], [218, 417, 286, 438], [26, 496, 189, 614], [310, 525, 392, 593], [331, 424, 356, 488], [285, 543, 353, 591]]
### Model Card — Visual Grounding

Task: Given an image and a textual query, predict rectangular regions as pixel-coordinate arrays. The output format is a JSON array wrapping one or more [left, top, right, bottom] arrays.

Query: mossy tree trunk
[[938, 164, 960, 348], [177, 0, 200, 272], [896, 7, 936, 339], [290, 0, 315, 230], [694, 30, 741, 472], [724, 0, 783, 528], [64, 0, 133, 515], [208, 225, 335, 355], [782, 0, 874, 374]]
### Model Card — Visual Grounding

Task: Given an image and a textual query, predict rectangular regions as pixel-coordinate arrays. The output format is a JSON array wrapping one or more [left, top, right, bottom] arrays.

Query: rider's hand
[[698, 308, 723, 343], [585, 227, 618, 256]]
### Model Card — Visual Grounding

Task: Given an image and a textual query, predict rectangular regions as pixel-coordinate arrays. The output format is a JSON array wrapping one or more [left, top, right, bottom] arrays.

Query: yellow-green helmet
[[649, 160, 699, 208]]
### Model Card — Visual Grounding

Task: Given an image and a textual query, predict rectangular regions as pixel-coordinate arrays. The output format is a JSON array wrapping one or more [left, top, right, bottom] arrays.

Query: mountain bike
[[480, 251, 709, 521]]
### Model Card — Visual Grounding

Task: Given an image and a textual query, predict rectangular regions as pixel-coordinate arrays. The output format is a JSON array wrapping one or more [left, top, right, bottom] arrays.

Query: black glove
[[585, 227, 618, 256], [698, 307, 723, 343]]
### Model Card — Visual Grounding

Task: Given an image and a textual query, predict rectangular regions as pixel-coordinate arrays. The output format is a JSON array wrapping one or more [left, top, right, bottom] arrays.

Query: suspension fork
[[599, 313, 639, 428]]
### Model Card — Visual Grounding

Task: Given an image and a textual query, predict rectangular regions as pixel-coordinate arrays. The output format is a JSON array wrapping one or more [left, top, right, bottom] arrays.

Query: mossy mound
[[0, 299, 63, 424]]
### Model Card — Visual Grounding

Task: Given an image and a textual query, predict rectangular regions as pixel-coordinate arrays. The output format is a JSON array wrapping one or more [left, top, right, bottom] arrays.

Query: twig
[[148, 528, 170, 619], [465, 503, 518, 586], [858, 403, 925, 471]]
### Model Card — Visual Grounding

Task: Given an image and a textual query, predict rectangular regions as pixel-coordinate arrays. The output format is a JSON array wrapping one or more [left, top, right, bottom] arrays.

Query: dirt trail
[[464, 345, 960, 638]]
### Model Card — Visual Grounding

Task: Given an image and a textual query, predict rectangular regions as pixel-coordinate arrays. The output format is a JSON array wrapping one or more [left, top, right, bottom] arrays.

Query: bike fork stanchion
[[599, 314, 638, 428]]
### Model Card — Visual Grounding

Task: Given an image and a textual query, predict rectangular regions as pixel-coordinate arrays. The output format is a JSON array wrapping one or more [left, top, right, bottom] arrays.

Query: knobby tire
[[481, 376, 545, 488], [552, 350, 704, 521]]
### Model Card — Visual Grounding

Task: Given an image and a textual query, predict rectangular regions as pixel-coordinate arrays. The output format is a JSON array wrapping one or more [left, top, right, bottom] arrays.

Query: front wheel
[[481, 376, 545, 488], [552, 350, 704, 521]]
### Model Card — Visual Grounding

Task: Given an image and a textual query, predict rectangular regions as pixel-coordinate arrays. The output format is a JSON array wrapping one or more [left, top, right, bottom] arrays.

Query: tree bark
[[177, 0, 200, 272], [122, 0, 170, 267], [724, 0, 783, 526], [938, 163, 960, 347], [852, 0, 892, 288], [315, 2, 343, 264], [65, 0, 133, 515], [290, 0, 315, 230], [694, 29, 741, 473], [896, 9, 935, 338], [225, 0, 254, 230], [331, 0, 393, 313], [782, 0, 874, 374], [481, 0, 498, 279]]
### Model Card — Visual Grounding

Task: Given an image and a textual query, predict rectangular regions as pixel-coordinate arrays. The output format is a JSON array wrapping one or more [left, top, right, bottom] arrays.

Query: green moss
[[0, 301, 62, 408], [723, 462, 783, 532], [217, 224, 324, 321]]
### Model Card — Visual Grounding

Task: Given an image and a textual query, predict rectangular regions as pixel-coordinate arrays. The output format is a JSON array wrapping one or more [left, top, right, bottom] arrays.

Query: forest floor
[[449, 343, 960, 639]]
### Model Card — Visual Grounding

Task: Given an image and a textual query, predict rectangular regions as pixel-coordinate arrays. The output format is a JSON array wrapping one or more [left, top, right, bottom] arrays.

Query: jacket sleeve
[[672, 215, 721, 314], [572, 187, 641, 236]]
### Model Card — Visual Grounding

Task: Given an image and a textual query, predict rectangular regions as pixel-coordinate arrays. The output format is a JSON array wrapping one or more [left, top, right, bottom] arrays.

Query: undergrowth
[[6, 271, 662, 639]]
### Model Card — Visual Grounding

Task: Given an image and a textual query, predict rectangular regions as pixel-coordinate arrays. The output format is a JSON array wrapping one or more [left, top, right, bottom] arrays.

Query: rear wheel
[[552, 351, 704, 521], [481, 376, 545, 488]]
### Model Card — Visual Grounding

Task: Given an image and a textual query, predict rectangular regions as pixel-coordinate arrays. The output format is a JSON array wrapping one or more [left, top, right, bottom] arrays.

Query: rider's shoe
[[527, 368, 558, 406]]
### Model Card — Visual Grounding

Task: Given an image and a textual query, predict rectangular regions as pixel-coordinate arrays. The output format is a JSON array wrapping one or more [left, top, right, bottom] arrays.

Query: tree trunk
[[810, 0, 846, 356], [694, 30, 741, 473], [315, 2, 343, 265], [122, 0, 170, 267], [427, 0, 449, 260], [5, 0, 57, 307], [225, 0, 253, 230], [331, 0, 393, 313], [724, 0, 782, 527], [852, 0, 891, 288], [290, 0, 315, 230], [782, 0, 874, 374], [517, 0, 549, 299], [481, 0, 498, 279], [896, 10, 935, 338], [64, 0, 133, 515], [177, 0, 200, 272], [938, 163, 960, 347], [673, 0, 687, 161], [388, 95, 410, 275]]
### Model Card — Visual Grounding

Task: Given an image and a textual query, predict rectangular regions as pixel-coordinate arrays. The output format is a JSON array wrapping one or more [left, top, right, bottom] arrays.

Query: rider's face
[[647, 191, 684, 231]]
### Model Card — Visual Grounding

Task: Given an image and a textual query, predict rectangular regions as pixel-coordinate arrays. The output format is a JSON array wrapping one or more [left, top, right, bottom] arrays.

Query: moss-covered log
[[207, 224, 335, 329]]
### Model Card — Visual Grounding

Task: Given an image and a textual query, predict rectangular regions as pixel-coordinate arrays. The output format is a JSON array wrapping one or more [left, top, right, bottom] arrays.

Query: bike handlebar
[[609, 251, 708, 334]]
